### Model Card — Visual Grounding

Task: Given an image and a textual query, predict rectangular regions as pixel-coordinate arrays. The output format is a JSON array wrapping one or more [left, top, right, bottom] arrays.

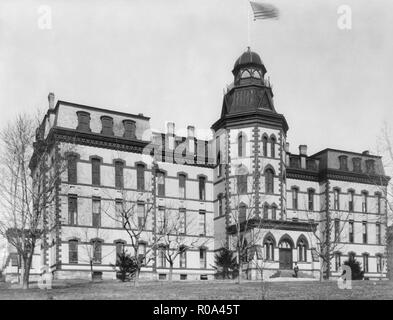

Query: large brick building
[[2, 48, 390, 281]]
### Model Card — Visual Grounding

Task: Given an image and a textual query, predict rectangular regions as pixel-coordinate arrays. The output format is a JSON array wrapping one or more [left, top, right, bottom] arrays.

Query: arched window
[[239, 203, 247, 222], [297, 237, 308, 262], [270, 135, 276, 158], [241, 70, 251, 78], [271, 204, 277, 220], [262, 135, 268, 157], [264, 237, 275, 261], [252, 70, 261, 79], [238, 132, 246, 157], [263, 203, 269, 219], [217, 152, 222, 177], [265, 168, 274, 194]]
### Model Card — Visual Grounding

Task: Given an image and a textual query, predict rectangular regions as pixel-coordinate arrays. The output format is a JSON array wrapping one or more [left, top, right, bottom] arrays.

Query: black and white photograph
[[0, 0, 392, 306]]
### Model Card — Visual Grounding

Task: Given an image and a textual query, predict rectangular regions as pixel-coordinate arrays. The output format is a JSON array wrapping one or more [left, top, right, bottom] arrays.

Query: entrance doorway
[[279, 240, 293, 269]]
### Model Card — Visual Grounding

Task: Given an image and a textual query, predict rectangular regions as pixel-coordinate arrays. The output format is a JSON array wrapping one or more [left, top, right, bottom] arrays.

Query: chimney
[[299, 145, 308, 156], [48, 92, 55, 109], [187, 125, 195, 139], [166, 122, 175, 135], [187, 125, 195, 154], [362, 150, 370, 155]]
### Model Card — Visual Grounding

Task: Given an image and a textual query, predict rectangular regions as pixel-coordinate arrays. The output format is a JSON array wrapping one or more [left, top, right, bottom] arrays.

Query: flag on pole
[[249, 1, 279, 20]]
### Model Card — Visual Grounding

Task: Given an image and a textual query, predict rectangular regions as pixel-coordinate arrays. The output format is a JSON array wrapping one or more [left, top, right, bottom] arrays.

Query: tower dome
[[232, 47, 266, 75]]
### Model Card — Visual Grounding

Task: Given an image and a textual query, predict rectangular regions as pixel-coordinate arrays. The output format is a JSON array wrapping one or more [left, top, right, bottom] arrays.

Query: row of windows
[[235, 166, 275, 195], [338, 155, 376, 174], [68, 240, 207, 269], [345, 220, 382, 245], [76, 111, 137, 138], [237, 132, 277, 158], [68, 196, 208, 235], [291, 187, 383, 213], [67, 155, 208, 200], [334, 252, 384, 273]]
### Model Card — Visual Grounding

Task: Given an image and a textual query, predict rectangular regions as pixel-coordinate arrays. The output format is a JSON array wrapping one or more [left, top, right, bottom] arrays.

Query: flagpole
[[247, 1, 251, 48]]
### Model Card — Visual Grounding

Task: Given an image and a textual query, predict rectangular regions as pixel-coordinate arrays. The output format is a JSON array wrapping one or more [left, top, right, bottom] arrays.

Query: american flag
[[249, 1, 280, 20]]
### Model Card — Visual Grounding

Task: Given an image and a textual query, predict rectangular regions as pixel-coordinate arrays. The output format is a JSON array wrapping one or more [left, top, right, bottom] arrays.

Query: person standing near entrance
[[293, 263, 299, 278]]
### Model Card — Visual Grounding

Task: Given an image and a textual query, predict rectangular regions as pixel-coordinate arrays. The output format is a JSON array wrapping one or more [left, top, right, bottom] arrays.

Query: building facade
[[4, 48, 389, 281]]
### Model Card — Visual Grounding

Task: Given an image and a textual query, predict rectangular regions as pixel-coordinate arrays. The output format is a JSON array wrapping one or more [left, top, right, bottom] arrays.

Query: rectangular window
[[199, 248, 207, 269], [76, 111, 91, 132], [115, 200, 123, 227], [349, 221, 354, 243], [218, 195, 223, 216], [93, 241, 102, 264], [179, 248, 187, 268], [91, 158, 101, 186], [115, 242, 124, 264], [10, 253, 19, 267], [158, 247, 166, 268], [292, 188, 298, 210], [362, 192, 368, 213], [376, 223, 381, 245], [115, 161, 124, 188], [138, 243, 146, 264], [199, 210, 206, 236], [333, 189, 340, 210], [92, 198, 101, 228], [179, 209, 186, 234], [157, 207, 166, 234], [377, 256, 382, 273], [348, 191, 354, 212], [362, 222, 367, 244], [137, 203, 145, 229], [199, 176, 206, 200], [335, 252, 341, 271], [68, 195, 77, 225], [334, 219, 340, 242], [377, 194, 382, 214], [363, 254, 369, 273], [136, 164, 145, 191], [69, 240, 78, 264], [237, 175, 247, 195], [67, 155, 77, 184], [179, 174, 186, 199], [157, 171, 165, 197], [308, 189, 314, 211]]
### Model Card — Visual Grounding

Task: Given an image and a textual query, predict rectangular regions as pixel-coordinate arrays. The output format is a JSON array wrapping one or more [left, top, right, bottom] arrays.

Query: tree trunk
[[90, 260, 93, 281], [22, 254, 32, 289], [237, 248, 242, 284], [133, 268, 140, 287], [169, 262, 173, 281]]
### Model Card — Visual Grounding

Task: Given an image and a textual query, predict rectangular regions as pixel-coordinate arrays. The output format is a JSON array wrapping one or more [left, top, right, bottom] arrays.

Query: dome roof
[[233, 47, 263, 71]]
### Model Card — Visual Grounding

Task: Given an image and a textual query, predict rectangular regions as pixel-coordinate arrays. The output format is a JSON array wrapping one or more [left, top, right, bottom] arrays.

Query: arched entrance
[[279, 239, 293, 270]]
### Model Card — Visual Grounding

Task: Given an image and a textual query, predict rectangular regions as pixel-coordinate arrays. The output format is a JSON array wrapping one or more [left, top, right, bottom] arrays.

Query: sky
[[0, 0, 392, 157]]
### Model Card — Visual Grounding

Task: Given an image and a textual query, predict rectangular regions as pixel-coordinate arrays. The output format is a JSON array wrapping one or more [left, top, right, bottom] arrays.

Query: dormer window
[[365, 159, 375, 174], [76, 111, 91, 132], [123, 119, 136, 139], [306, 159, 317, 171], [338, 155, 348, 171], [290, 157, 300, 168], [352, 157, 362, 173], [100, 116, 114, 136]]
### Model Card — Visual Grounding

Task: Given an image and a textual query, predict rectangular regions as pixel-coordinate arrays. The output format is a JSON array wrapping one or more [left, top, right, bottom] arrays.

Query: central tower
[[212, 47, 289, 251]]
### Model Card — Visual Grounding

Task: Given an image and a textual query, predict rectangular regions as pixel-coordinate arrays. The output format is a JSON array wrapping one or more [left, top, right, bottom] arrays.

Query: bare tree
[[156, 206, 211, 281], [226, 170, 266, 283], [0, 113, 67, 288]]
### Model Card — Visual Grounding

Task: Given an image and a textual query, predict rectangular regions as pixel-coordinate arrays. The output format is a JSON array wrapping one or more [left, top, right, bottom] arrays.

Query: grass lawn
[[0, 279, 393, 300]]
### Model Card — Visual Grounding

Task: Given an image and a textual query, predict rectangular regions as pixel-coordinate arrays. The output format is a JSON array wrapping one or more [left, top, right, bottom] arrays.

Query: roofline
[[54, 100, 151, 120], [311, 148, 382, 159]]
